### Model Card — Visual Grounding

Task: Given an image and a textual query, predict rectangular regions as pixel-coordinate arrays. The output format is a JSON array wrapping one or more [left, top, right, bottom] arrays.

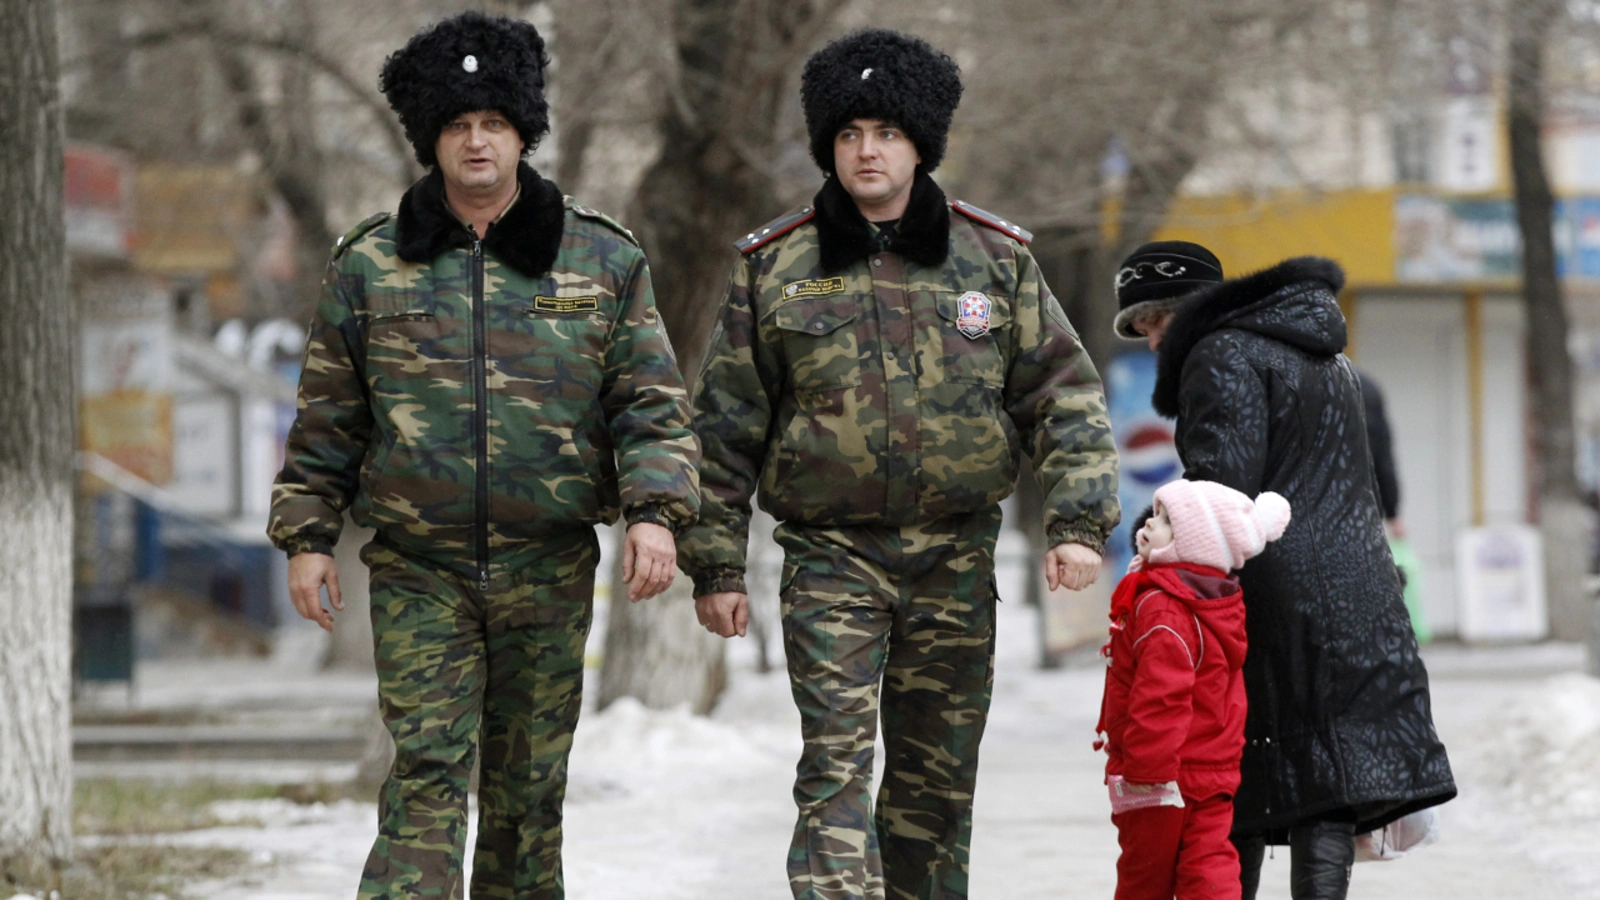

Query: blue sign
[[1105, 350, 1181, 575]]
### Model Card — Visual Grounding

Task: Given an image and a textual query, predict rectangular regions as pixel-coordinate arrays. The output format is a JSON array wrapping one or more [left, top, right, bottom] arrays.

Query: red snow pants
[[1112, 792, 1241, 900]]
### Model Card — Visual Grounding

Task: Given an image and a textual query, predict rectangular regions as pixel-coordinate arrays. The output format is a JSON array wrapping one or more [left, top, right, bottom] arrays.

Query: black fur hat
[[379, 11, 550, 170], [800, 29, 963, 175]]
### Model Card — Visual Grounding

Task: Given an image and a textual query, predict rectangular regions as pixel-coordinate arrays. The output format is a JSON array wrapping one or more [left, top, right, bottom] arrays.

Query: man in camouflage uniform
[[268, 12, 698, 899], [680, 29, 1120, 900]]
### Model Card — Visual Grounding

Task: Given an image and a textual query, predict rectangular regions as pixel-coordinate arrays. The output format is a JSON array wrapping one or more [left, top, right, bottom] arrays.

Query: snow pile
[[1484, 673, 1600, 822], [572, 697, 774, 773], [208, 798, 370, 828]]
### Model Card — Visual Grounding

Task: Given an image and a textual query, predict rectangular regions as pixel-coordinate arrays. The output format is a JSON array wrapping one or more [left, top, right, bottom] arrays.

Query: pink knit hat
[[1148, 479, 1292, 571]]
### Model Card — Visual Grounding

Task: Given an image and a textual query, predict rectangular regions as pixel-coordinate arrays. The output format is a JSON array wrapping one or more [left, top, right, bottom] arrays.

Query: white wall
[[1353, 293, 1527, 638]]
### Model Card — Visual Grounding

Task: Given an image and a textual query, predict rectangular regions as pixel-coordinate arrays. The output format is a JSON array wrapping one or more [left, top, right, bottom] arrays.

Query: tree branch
[[123, 22, 421, 183]]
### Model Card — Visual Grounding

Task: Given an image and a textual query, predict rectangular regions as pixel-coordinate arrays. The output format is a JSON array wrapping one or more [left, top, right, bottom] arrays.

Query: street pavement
[[72, 601, 1600, 899]]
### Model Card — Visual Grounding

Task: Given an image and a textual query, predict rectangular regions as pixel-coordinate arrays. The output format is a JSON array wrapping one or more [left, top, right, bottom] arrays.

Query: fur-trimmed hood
[[394, 161, 566, 278], [813, 169, 950, 273], [1153, 256, 1347, 417]]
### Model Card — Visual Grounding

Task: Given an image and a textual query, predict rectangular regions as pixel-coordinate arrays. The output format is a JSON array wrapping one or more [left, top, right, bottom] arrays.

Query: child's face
[[1136, 500, 1175, 561]]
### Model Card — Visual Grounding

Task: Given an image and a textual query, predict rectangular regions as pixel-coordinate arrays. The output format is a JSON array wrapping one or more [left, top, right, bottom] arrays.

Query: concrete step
[[74, 724, 368, 763]]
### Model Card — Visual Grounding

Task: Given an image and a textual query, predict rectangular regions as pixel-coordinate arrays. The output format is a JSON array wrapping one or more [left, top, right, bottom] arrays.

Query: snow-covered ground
[[53, 597, 1598, 900]]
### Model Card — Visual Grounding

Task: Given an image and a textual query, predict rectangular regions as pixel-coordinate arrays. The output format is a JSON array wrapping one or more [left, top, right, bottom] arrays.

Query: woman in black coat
[[1113, 246, 1456, 900]]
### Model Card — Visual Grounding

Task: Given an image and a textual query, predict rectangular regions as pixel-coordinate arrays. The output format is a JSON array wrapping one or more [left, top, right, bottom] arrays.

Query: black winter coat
[[1153, 257, 1455, 840]]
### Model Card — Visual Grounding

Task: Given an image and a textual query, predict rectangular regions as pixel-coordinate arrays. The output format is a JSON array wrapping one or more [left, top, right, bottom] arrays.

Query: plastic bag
[[1388, 537, 1430, 644], [1354, 807, 1440, 861], [1107, 775, 1185, 815]]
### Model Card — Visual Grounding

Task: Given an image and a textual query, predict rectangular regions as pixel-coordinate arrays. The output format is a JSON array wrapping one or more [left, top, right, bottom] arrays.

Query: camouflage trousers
[[356, 531, 598, 900], [774, 506, 1002, 900]]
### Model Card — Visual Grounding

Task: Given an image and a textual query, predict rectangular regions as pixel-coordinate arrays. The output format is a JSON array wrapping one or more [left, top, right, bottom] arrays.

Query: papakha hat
[[379, 11, 550, 170], [800, 29, 962, 175]]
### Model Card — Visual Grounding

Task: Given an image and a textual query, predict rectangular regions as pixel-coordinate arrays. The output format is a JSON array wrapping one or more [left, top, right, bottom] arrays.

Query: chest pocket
[[363, 306, 444, 376], [771, 295, 863, 392], [930, 290, 1010, 387]]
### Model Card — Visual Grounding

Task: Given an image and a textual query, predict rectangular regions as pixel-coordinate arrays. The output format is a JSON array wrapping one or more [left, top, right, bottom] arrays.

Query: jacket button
[[873, 258, 883, 267], [813, 322, 825, 331], [885, 351, 896, 361]]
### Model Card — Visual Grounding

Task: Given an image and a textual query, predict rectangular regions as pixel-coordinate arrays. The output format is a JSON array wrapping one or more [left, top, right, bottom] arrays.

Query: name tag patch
[[783, 277, 846, 299], [956, 291, 992, 339], [532, 295, 600, 314]]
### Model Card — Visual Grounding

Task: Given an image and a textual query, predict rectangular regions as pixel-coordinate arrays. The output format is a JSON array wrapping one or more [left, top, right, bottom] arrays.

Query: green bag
[[1389, 537, 1430, 644]]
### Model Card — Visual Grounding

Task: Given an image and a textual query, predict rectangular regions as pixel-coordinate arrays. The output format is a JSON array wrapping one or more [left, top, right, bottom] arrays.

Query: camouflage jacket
[[680, 173, 1119, 595], [269, 163, 699, 583]]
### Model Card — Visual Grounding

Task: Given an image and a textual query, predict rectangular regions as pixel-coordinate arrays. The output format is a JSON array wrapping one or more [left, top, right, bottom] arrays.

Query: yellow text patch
[[532, 295, 600, 314], [782, 277, 846, 300]]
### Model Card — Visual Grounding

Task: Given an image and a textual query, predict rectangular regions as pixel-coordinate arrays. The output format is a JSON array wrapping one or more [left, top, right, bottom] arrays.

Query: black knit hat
[[1113, 241, 1225, 339], [800, 29, 963, 175], [379, 11, 550, 170]]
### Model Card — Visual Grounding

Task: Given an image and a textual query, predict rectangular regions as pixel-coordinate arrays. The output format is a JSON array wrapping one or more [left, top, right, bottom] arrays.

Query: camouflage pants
[[775, 507, 1002, 900], [356, 531, 598, 900]]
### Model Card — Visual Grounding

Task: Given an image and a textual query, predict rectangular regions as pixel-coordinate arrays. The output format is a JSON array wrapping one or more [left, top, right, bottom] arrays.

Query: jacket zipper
[[471, 231, 489, 591]]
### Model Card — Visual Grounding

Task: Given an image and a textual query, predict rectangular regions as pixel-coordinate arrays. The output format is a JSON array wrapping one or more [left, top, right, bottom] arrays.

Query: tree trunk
[[1508, 0, 1591, 641], [0, 0, 75, 878], [599, 528, 726, 714], [199, 0, 335, 320], [600, 0, 846, 713]]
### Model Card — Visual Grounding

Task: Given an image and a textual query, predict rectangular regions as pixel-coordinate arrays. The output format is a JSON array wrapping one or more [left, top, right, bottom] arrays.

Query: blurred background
[[12, 0, 1600, 895]]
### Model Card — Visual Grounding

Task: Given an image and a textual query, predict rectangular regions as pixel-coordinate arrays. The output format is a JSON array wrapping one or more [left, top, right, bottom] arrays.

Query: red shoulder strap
[[950, 199, 1032, 243], [736, 206, 815, 253]]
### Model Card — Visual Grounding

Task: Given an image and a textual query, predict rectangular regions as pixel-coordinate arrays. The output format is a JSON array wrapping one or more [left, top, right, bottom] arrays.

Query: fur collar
[[395, 161, 566, 278], [1153, 256, 1347, 417], [813, 169, 950, 273]]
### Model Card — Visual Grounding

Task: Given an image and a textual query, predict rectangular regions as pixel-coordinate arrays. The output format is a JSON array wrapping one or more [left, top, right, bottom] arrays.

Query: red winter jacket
[[1097, 562, 1249, 799]]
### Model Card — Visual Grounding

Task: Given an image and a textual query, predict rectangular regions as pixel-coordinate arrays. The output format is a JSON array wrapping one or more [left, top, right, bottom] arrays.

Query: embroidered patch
[[782, 277, 846, 300], [532, 295, 600, 314], [955, 291, 992, 339]]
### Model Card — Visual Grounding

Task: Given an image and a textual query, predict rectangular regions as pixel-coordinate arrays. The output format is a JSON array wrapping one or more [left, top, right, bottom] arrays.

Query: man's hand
[[288, 552, 342, 632], [621, 522, 677, 602], [695, 592, 749, 638], [1046, 542, 1103, 592]]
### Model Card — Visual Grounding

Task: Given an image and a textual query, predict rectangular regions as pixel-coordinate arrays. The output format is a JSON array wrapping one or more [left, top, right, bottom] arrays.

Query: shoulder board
[[566, 196, 640, 246], [950, 199, 1032, 244], [736, 206, 815, 254], [332, 212, 391, 258]]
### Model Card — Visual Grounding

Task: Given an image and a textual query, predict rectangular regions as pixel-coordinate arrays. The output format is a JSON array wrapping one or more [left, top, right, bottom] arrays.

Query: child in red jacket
[[1097, 479, 1291, 900]]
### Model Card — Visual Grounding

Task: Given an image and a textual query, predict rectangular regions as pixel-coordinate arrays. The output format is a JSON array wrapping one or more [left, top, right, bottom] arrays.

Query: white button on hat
[[463, 55, 479, 73]]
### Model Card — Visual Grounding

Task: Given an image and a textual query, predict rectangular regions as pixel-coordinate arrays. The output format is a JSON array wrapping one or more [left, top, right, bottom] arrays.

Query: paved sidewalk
[[75, 602, 1600, 899]]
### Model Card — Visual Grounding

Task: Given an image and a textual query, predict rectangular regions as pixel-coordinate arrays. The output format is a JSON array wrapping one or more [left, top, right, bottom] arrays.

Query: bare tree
[[0, 0, 75, 883], [64, 0, 437, 320], [1508, 0, 1592, 642], [598, 0, 850, 713]]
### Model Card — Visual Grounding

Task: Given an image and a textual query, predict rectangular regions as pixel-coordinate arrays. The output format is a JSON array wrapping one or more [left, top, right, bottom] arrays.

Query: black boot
[[1288, 819, 1355, 900], [1233, 833, 1266, 900]]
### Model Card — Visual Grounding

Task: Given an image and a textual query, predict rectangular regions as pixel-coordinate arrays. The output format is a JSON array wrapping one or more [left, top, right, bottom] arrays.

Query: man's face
[[435, 110, 524, 196], [1136, 500, 1175, 562], [833, 118, 921, 216], [1134, 311, 1176, 352]]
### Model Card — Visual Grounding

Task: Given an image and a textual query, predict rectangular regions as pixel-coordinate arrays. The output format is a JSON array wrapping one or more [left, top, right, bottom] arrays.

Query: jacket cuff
[[626, 503, 688, 536], [279, 537, 335, 558], [691, 568, 747, 597], [1047, 520, 1107, 556]]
